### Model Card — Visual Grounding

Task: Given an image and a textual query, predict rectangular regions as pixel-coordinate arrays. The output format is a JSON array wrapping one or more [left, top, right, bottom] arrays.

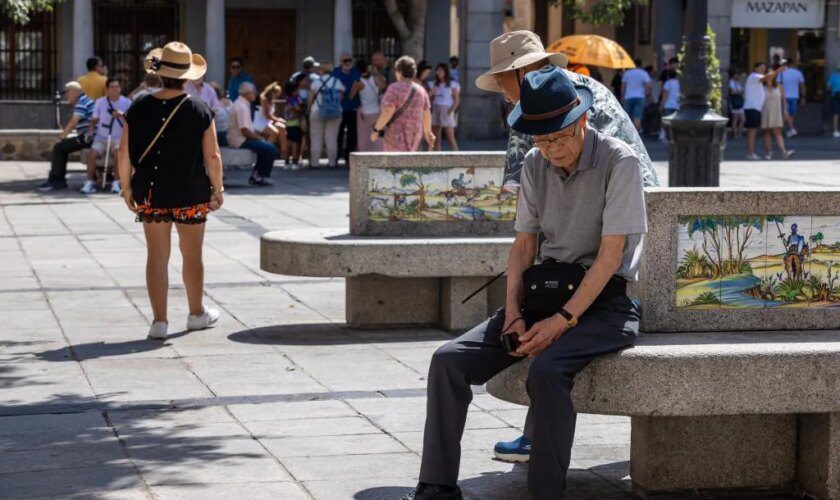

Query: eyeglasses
[[342, 58, 353, 63], [230, 65, 241, 70], [533, 122, 579, 146]]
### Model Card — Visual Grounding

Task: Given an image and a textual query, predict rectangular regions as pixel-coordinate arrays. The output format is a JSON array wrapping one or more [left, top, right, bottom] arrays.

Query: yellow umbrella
[[546, 35, 636, 69]]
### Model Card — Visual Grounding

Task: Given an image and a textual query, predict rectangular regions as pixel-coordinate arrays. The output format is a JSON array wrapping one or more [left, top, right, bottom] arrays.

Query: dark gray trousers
[[419, 295, 640, 499]]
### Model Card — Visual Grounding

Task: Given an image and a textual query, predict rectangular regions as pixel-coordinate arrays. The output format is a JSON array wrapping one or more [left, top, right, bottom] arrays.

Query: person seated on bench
[[401, 67, 647, 500], [227, 81, 278, 186], [81, 77, 131, 195], [475, 30, 659, 465]]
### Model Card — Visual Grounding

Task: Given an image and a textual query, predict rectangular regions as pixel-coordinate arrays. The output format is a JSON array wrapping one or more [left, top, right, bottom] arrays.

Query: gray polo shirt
[[514, 124, 647, 281]]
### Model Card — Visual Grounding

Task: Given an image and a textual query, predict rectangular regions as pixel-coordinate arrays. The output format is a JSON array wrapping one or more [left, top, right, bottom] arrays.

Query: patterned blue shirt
[[73, 94, 95, 136]]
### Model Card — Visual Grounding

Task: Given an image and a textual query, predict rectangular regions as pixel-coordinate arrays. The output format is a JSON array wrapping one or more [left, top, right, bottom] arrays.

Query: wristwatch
[[211, 185, 224, 193], [557, 308, 578, 328]]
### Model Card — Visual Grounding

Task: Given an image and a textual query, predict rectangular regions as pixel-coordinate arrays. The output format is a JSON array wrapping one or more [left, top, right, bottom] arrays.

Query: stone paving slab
[[6, 160, 825, 498]]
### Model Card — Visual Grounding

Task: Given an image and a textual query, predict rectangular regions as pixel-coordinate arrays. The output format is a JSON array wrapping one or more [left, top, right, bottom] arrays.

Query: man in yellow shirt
[[77, 56, 107, 100]]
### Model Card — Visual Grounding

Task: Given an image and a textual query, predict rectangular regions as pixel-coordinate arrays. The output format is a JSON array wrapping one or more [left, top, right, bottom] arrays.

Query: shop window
[[798, 30, 825, 102], [0, 11, 57, 100]]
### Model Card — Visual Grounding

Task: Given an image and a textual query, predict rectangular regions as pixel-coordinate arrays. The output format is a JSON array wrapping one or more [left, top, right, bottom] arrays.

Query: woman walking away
[[729, 68, 746, 139], [429, 63, 461, 150], [658, 69, 679, 142], [354, 61, 383, 152], [371, 56, 435, 152], [761, 65, 794, 160], [308, 62, 345, 168], [255, 82, 287, 153], [118, 42, 223, 340]]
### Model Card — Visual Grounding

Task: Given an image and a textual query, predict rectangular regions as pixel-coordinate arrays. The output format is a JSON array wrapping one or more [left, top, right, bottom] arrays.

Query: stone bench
[[260, 227, 512, 331], [486, 330, 840, 499], [78, 147, 256, 170]]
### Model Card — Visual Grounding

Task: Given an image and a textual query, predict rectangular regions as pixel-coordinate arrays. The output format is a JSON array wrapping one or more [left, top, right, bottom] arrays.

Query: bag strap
[[385, 83, 417, 128], [311, 76, 334, 109], [138, 95, 189, 164]]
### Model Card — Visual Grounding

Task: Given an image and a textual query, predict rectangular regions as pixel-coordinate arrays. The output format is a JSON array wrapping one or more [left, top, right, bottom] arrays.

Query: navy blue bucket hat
[[508, 66, 594, 136]]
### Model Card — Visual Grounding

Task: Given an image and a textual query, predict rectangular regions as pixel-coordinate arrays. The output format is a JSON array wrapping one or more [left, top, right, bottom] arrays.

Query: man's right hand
[[502, 309, 526, 357]]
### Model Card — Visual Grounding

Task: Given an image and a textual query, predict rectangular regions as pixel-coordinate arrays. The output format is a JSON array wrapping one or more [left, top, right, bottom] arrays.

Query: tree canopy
[[548, 0, 645, 26], [2, 0, 63, 24]]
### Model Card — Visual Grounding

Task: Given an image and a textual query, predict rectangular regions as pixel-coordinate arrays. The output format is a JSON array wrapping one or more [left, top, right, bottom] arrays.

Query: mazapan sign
[[731, 0, 825, 28]]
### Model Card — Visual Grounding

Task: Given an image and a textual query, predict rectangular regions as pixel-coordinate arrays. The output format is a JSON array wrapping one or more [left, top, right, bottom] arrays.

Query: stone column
[[72, 0, 94, 76], [459, 0, 506, 139], [205, 0, 226, 86], [334, 0, 353, 63]]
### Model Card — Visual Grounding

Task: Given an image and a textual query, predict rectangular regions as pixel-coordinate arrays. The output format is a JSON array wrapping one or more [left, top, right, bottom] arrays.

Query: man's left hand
[[515, 315, 569, 357]]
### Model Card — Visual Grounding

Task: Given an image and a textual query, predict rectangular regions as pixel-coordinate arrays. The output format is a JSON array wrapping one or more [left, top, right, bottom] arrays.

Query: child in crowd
[[283, 75, 307, 169]]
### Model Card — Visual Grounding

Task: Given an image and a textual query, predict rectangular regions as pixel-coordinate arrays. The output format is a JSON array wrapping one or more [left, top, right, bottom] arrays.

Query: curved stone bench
[[486, 330, 840, 499], [220, 147, 256, 170], [261, 227, 512, 330]]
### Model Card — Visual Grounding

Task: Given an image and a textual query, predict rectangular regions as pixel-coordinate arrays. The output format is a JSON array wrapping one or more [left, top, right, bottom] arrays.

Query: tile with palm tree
[[676, 216, 721, 309], [804, 216, 840, 308]]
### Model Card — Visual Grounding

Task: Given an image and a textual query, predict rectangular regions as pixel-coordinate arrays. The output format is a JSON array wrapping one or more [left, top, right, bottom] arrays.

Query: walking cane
[[102, 130, 113, 189]]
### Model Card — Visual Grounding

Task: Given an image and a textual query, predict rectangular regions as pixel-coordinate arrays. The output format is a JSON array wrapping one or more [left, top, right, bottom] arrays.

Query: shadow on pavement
[[228, 323, 452, 346], [35, 331, 192, 362]]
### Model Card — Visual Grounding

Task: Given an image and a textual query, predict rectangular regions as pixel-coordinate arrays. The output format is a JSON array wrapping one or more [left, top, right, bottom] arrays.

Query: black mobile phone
[[500, 332, 520, 353]]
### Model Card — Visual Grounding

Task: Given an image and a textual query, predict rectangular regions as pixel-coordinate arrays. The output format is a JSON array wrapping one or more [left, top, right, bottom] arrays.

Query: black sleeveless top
[[126, 93, 214, 208]]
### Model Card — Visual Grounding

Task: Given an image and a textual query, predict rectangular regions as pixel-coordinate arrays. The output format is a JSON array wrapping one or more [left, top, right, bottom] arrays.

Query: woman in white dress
[[761, 68, 794, 160]]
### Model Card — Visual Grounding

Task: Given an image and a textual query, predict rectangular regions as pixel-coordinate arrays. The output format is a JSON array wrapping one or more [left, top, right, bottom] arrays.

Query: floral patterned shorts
[[135, 203, 210, 224]]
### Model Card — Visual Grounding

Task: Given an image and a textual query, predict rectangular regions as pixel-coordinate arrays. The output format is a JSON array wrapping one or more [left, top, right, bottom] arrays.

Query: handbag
[[138, 94, 190, 164], [520, 259, 627, 328], [379, 84, 417, 137]]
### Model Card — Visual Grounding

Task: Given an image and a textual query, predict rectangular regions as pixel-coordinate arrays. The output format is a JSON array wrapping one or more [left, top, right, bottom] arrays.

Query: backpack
[[317, 76, 342, 119]]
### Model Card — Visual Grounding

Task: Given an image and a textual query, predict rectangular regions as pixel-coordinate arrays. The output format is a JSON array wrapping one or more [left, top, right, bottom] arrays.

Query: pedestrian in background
[[778, 59, 805, 138], [744, 62, 780, 160], [82, 77, 131, 195], [728, 68, 746, 139], [227, 56, 254, 101], [333, 53, 361, 167], [658, 69, 679, 142], [77, 56, 108, 100], [36, 81, 94, 192], [449, 55, 460, 82], [211, 83, 231, 146], [228, 82, 278, 185], [828, 63, 840, 138], [117, 42, 222, 340], [761, 65, 794, 160], [308, 62, 345, 168], [283, 76, 308, 168], [371, 56, 435, 152], [429, 62, 460, 151], [129, 72, 163, 101], [354, 61, 383, 152], [254, 82, 287, 154], [621, 59, 651, 131]]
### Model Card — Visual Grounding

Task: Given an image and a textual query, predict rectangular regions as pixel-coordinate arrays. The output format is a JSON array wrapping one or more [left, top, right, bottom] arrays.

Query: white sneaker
[[786, 128, 797, 138], [186, 307, 220, 331], [763, 154, 772, 160], [746, 153, 761, 160], [111, 180, 121, 194], [784, 149, 796, 160], [833, 131, 840, 138], [80, 180, 96, 194], [148, 321, 168, 340]]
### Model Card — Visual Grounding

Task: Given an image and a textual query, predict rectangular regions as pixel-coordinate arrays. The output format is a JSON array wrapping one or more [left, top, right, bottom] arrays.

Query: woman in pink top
[[371, 56, 435, 152]]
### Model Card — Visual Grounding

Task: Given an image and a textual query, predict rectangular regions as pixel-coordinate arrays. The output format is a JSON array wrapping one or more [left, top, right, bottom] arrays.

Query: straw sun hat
[[475, 30, 569, 93], [144, 42, 207, 80]]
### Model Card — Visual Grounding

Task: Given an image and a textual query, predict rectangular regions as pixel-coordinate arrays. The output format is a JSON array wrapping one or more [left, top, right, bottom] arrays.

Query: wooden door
[[226, 9, 296, 93]]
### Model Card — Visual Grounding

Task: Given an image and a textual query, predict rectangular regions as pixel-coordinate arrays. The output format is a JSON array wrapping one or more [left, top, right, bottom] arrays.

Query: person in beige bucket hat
[[475, 30, 568, 93], [474, 31, 659, 193]]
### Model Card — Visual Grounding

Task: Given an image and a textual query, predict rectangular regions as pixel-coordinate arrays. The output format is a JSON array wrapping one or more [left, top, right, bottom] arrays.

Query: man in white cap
[[403, 64, 646, 500], [36, 81, 95, 192]]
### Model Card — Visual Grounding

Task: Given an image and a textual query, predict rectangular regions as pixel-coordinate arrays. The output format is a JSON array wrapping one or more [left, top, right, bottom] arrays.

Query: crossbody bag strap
[[138, 95, 189, 164], [385, 84, 417, 129]]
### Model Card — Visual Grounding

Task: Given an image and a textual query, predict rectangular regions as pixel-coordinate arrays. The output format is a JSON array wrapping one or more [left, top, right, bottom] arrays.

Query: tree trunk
[[384, 0, 427, 60]]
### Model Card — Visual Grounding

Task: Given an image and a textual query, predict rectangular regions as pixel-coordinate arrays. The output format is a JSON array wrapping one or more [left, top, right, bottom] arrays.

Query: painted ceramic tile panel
[[368, 169, 397, 221], [764, 216, 812, 308], [803, 216, 840, 309], [716, 217, 767, 309], [676, 216, 721, 309], [446, 168, 505, 221], [368, 168, 449, 222]]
